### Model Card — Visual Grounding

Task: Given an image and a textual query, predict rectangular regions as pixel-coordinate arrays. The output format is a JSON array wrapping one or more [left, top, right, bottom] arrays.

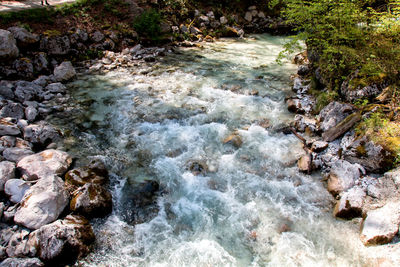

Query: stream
[[51, 34, 368, 266]]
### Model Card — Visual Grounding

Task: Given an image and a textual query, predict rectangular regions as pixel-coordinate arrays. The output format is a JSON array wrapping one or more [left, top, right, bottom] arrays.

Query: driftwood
[[322, 112, 362, 142]]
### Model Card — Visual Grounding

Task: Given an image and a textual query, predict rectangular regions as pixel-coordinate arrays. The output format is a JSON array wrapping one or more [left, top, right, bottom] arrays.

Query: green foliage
[[310, 89, 339, 114], [133, 9, 162, 40]]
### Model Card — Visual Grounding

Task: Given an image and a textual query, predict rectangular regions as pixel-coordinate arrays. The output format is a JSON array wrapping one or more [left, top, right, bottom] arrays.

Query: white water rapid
[[53, 34, 370, 267]]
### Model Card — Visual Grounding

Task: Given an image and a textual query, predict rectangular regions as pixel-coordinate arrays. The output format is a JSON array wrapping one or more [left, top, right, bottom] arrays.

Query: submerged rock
[[223, 133, 243, 148], [360, 201, 400, 245], [14, 175, 69, 229], [17, 149, 72, 181]]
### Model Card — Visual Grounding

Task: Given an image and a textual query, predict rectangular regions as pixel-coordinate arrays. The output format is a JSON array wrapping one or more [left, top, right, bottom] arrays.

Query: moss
[[43, 29, 62, 37]]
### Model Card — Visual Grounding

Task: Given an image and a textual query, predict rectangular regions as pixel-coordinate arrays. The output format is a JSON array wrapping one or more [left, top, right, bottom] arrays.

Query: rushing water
[[52, 34, 369, 266]]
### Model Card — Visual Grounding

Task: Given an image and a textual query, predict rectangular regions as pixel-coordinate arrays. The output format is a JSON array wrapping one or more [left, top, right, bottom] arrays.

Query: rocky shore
[[287, 53, 400, 248]]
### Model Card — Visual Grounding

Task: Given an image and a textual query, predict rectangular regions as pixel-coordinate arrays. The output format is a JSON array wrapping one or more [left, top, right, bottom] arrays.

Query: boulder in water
[[70, 183, 112, 218]]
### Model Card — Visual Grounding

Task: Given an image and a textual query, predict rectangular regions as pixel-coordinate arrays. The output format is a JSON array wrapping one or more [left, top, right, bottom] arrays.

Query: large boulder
[[53, 61, 76, 82], [70, 183, 112, 218], [0, 161, 15, 191], [17, 149, 72, 181], [343, 136, 393, 173], [65, 159, 108, 187], [23, 122, 60, 148], [40, 35, 70, 56], [360, 201, 400, 245], [384, 167, 400, 188], [0, 30, 19, 59], [14, 175, 69, 230], [4, 179, 31, 203], [318, 101, 355, 132], [0, 101, 25, 120], [14, 81, 44, 102], [8, 27, 39, 47], [327, 160, 363, 196], [333, 186, 366, 219], [29, 215, 95, 262], [0, 258, 43, 267]]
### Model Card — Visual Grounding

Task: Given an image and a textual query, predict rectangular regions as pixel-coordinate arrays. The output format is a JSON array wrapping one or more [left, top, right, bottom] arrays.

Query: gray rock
[[7, 27, 39, 47], [23, 122, 60, 148], [53, 61, 76, 82], [40, 35, 70, 56], [341, 76, 385, 102], [0, 136, 16, 148], [297, 64, 310, 76], [327, 160, 363, 196], [248, 5, 257, 10], [33, 52, 48, 73], [198, 15, 209, 25], [0, 257, 43, 267], [0, 30, 19, 59], [4, 179, 30, 203], [244, 12, 253, 22], [287, 95, 315, 114], [17, 149, 72, 181], [25, 106, 38, 122], [0, 161, 15, 191], [366, 175, 397, 200], [14, 81, 44, 102], [292, 77, 309, 94], [220, 16, 228, 25], [0, 119, 21, 136], [77, 28, 88, 42], [293, 114, 317, 133], [3, 147, 34, 163], [14, 175, 69, 230], [5, 229, 36, 258], [3, 205, 17, 223], [70, 183, 112, 218], [318, 101, 355, 132], [32, 75, 51, 87], [206, 11, 215, 19], [91, 31, 105, 43], [334, 186, 366, 219], [13, 58, 34, 79], [0, 225, 15, 247], [0, 85, 14, 100], [179, 24, 189, 34], [322, 113, 361, 142], [360, 201, 400, 245], [0, 102, 25, 120], [210, 21, 221, 29], [385, 167, 400, 188], [29, 215, 95, 262]]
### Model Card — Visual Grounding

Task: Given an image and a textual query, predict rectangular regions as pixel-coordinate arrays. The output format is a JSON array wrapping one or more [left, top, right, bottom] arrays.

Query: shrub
[[132, 9, 162, 40]]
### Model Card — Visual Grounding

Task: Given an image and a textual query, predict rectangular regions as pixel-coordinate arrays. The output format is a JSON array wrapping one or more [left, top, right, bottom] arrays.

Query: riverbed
[[52, 34, 368, 267]]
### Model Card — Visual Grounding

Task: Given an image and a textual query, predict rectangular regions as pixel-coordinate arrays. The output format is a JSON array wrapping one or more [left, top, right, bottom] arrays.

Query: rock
[[206, 11, 215, 19], [210, 21, 221, 29], [327, 160, 363, 196], [14, 81, 44, 102], [14, 175, 69, 230], [286, 96, 315, 114], [8, 27, 39, 47], [223, 134, 243, 148], [65, 161, 108, 187], [366, 175, 397, 200], [179, 24, 189, 34], [0, 118, 21, 136], [189, 26, 202, 35], [188, 161, 207, 175], [53, 61, 76, 82], [0, 102, 25, 120], [13, 58, 34, 79], [322, 113, 361, 142], [198, 15, 209, 25], [220, 16, 228, 25], [293, 114, 317, 133], [297, 154, 313, 173], [343, 137, 393, 173], [258, 11, 266, 18], [0, 258, 43, 267], [30, 215, 95, 262], [4, 179, 30, 203], [17, 149, 72, 181], [341, 76, 386, 102], [333, 187, 366, 219], [360, 201, 400, 245], [5, 229, 36, 258], [0, 161, 15, 191], [70, 183, 112, 218], [0, 84, 14, 100], [32, 75, 51, 87], [120, 180, 160, 224], [91, 31, 105, 43], [294, 53, 306, 64], [23, 122, 60, 148], [44, 83, 66, 94], [3, 148, 34, 163], [0, 30, 19, 59], [311, 141, 328, 152], [40, 35, 70, 56], [297, 64, 310, 76], [103, 39, 115, 51], [318, 101, 355, 132], [244, 12, 253, 22], [385, 167, 400, 188], [25, 106, 38, 122], [222, 26, 242, 38], [292, 77, 309, 94], [248, 5, 257, 10], [33, 53, 49, 73], [77, 29, 88, 42]]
